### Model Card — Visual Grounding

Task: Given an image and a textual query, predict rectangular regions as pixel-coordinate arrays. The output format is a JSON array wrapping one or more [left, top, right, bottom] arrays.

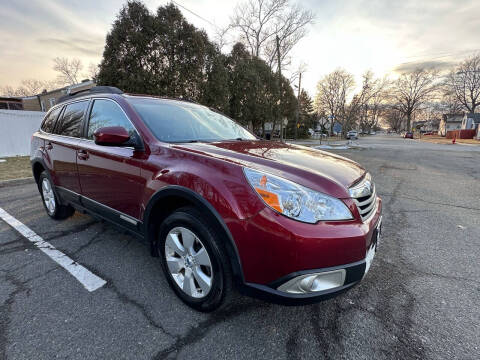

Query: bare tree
[[384, 107, 405, 132], [17, 79, 53, 96], [440, 88, 464, 114], [314, 69, 354, 134], [86, 63, 99, 82], [0, 79, 55, 97], [230, 0, 314, 69], [0, 85, 18, 97], [446, 53, 480, 113], [356, 72, 390, 132], [53, 57, 83, 85], [391, 68, 439, 131]]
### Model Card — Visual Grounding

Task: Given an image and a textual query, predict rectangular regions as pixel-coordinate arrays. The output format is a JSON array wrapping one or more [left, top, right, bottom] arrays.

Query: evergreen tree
[[97, 1, 155, 93], [97, 1, 298, 138]]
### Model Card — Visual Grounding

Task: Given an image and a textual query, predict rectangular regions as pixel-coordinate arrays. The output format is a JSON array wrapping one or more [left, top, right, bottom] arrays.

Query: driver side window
[[87, 99, 136, 140]]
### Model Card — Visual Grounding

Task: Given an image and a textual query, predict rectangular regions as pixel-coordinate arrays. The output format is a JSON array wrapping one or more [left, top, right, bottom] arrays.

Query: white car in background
[[347, 130, 358, 140]]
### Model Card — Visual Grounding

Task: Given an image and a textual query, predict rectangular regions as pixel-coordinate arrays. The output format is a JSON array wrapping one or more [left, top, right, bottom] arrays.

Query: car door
[[76, 98, 144, 223], [44, 100, 89, 200]]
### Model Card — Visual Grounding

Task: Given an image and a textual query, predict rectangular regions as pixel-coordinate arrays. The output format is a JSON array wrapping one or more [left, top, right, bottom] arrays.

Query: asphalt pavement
[[1, 135, 479, 359]]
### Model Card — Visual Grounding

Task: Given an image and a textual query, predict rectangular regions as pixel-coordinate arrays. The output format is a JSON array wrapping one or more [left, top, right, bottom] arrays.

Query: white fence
[[0, 110, 45, 157]]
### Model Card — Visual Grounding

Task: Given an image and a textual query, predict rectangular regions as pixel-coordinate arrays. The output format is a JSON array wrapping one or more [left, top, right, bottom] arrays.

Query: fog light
[[277, 269, 346, 294]]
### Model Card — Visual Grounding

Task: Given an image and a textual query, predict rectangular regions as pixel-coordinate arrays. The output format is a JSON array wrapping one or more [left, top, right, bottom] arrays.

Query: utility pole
[[295, 72, 302, 140], [276, 35, 283, 142]]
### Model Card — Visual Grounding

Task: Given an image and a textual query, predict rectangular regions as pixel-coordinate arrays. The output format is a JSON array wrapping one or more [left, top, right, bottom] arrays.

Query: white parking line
[[0, 207, 106, 292]]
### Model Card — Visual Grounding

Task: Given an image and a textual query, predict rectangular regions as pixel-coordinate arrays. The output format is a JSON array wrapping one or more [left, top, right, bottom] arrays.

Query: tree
[[355, 72, 390, 132], [391, 68, 439, 131], [288, 89, 314, 138], [0, 79, 55, 97], [314, 69, 354, 134], [230, 0, 314, 69], [446, 54, 480, 113], [96, 1, 297, 138], [227, 42, 279, 133], [384, 107, 405, 132], [53, 57, 83, 85], [0, 85, 17, 97], [86, 63, 100, 82], [97, 2, 222, 101]]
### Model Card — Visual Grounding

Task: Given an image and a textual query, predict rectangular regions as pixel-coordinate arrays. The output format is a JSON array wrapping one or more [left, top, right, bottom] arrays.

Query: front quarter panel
[[141, 146, 265, 223]]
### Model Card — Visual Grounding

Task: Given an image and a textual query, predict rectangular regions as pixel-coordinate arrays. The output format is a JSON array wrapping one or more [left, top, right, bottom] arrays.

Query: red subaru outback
[[31, 87, 382, 311]]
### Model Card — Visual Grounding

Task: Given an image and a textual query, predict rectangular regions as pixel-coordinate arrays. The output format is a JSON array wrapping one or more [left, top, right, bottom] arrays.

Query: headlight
[[243, 168, 353, 223]]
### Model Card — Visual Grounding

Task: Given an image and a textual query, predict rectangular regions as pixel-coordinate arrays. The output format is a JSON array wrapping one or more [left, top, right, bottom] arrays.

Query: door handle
[[45, 142, 53, 150], [77, 149, 89, 160]]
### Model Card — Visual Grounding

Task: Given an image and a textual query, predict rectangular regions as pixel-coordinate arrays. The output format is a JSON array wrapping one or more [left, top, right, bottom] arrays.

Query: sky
[[1, 0, 479, 96]]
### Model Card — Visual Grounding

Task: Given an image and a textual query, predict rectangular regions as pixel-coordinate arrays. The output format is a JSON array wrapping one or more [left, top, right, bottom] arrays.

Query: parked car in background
[[369, 131, 376, 135], [347, 130, 358, 139], [404, 132, 414, 139], [30, 87, 382, 311]]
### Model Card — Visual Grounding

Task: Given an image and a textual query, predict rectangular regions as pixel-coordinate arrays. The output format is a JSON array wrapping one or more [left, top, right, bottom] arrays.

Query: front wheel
[[157, 207, 233, 312]]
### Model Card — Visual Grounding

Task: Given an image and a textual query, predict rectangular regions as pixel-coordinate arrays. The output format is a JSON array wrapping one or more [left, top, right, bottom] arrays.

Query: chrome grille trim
[[350, 173, 377, 222]]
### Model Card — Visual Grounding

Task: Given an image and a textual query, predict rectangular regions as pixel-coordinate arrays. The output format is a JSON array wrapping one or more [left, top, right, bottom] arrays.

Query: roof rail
[[58, 86, 123, 103]]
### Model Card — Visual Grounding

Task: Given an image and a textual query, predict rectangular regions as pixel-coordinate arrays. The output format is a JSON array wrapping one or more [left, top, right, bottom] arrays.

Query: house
[[22, 96, 43, 111], [36, 80, 96, 111], [414, 119, 440, 133], [438, 114, 463, 136], [17, 80, 96, 112], [461, 113, 480, 130], [0, 97, 23, 110]]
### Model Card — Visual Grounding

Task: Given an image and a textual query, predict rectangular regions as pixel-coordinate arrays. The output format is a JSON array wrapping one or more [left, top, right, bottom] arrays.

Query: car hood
[[171, 140, 365, 198]]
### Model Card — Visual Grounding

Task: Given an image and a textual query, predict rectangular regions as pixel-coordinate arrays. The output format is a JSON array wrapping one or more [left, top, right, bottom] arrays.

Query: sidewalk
[[417, 135, 480, 146]]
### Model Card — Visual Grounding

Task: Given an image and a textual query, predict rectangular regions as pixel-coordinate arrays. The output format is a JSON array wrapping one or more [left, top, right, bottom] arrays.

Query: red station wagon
[[31, 86, 382, 311]]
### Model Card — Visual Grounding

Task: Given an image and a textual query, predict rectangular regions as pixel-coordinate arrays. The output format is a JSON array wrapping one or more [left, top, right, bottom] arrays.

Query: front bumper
[[239, 259, 366, 305], [237, 210, 382, 305]]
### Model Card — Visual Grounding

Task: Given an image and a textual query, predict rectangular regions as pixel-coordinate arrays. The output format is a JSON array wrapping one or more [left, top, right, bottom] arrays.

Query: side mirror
[[93, 126, 130, 146]]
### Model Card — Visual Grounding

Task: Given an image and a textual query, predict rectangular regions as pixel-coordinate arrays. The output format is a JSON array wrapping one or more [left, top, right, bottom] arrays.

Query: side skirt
[[55, 186, 144, 239]]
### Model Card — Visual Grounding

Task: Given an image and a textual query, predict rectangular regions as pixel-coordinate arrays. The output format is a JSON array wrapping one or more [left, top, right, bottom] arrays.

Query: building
[[414, 119, 440, 133], [36, 80, 96, 111], [0, 97, 23, 110], [15, 80, 96, 112], [22, 96, 43, 111], [438, 114, 463, 136], [461, 113, 480, 131]]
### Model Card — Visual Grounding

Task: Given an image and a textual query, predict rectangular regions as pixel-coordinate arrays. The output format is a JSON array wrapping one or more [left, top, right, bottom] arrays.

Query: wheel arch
[[31, 158, 48, 184], [143, 185, 245, 283]]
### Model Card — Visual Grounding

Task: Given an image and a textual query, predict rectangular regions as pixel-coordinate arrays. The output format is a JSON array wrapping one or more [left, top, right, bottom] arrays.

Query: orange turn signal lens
[[255, 188, 283, 213]]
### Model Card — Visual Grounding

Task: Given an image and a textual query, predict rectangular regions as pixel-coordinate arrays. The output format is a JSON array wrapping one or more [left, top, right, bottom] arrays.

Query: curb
[[0, 177, 35, 188]]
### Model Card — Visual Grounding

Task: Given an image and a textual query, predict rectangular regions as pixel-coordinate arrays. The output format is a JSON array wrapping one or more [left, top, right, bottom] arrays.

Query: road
[[1, 135, 479, 359]]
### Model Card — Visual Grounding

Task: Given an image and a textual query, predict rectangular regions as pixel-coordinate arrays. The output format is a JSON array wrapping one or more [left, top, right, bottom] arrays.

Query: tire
[[157, 206, 234, 312], [38, 171, 75, 220]]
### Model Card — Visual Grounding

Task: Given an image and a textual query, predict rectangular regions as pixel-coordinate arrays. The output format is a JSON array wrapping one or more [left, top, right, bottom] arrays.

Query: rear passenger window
[[55, 101, 88, 137], [41, 107, 62, 133], [87, 99, 136, 140]]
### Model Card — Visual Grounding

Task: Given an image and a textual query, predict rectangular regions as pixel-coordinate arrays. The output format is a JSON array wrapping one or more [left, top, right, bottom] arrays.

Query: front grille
[[349, 173, 377, 222], [353, 186, 377, 221]]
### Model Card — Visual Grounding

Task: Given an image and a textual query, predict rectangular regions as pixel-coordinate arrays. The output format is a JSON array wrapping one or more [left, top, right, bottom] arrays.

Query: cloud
[[37, 37, 105, 57], [393, 60, 457, 73]]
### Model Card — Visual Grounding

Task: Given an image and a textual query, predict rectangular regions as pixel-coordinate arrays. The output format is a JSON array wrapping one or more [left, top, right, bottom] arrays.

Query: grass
[[0, 156, 32, 181], [418, 134, 480, 145]]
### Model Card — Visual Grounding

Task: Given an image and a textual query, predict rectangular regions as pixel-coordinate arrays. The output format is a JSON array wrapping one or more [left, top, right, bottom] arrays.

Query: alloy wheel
[[164, 226, 213, 298], [41, 178, 56, 214]]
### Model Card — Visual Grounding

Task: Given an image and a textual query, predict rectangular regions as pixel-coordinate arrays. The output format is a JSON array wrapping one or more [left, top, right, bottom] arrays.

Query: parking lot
[[1, 135, 479, 360]]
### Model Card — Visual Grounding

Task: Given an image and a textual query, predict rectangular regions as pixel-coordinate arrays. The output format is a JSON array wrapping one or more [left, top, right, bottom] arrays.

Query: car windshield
[[128, 97, 256, 143]]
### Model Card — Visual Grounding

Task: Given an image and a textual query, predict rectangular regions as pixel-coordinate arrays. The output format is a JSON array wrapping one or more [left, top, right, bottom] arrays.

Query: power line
[[170, 0, 219, 29]]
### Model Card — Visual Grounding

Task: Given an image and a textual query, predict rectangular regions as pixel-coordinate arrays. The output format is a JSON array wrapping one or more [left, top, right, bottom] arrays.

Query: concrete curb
[[0, 177, 35, 188]]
